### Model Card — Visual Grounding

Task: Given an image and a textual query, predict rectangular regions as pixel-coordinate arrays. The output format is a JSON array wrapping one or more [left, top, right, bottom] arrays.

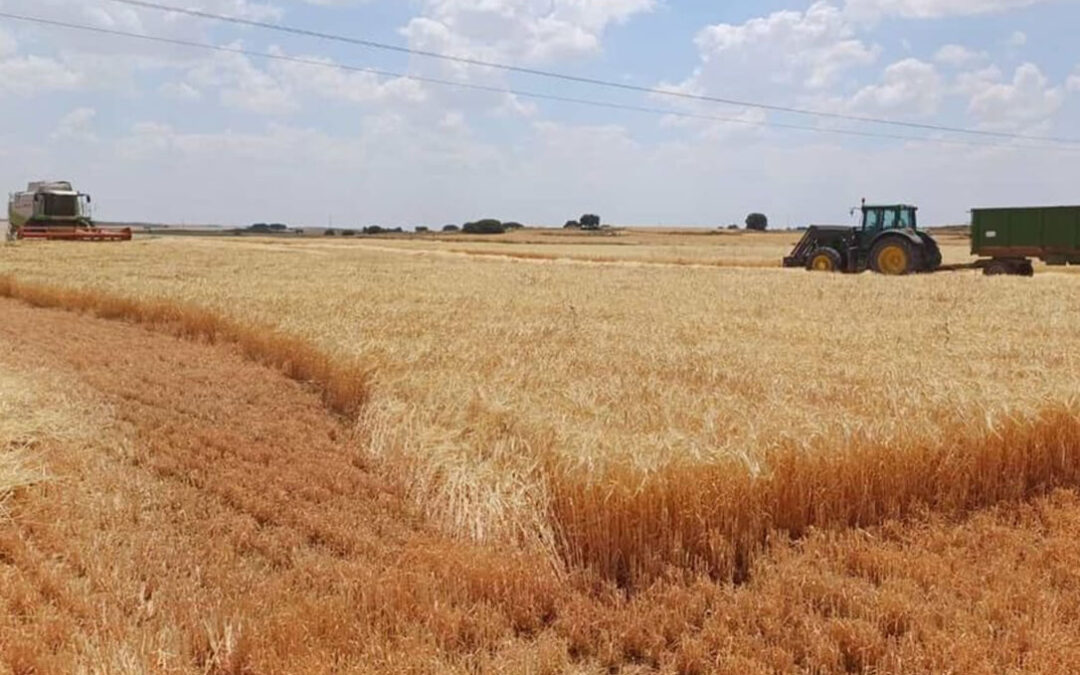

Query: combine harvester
[[784, 201, 1080, 276], [7, 181, 131, 241]]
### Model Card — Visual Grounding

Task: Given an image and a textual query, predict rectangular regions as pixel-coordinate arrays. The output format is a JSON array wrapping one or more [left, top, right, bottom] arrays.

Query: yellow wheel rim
[[876, 245, 909, 275], [810, 254, 835, 271]]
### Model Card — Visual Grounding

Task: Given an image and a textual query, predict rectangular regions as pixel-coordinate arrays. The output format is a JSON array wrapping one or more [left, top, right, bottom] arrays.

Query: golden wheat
[[2, 234, 1079, 585], [5, 230, 1080, 672]]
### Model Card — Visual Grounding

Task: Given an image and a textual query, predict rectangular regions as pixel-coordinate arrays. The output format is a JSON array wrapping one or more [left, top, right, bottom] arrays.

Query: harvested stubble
[[0, 368, 68, 515], [10, 296, 1080, 672], [2, 236, 1080, 588]]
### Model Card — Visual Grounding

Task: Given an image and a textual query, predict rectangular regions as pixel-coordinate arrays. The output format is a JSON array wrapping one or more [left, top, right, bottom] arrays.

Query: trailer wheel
[[870, 237, 916, 275], [806, 247, 842, 272], [984, 259, 1034, 276]]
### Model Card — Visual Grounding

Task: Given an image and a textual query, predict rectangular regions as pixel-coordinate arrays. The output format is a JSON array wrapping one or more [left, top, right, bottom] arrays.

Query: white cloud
[[105, 117, 505, 225], [184, 46, 298, 115], [0, 55, 83, 96], [77, 0, 282, 25], [401, 0, 656, 69], [0, 0, 1075, 233], [691, 3, 879, 92], [492, 93, 539, 118], [267, 51, 427, 106], [845, 0, 1051, 20], [0, 27, 16, 58], [52, 107, 98, 142], [0, 0, 281, 72], [849, 58, 943, 115], [74, 115, 1080, 228], [1068, 68, 1080, 93], [1007, 30, 1028, 47], [170, 45, 429, 114], [966, 63, 1064, 130], [934, 44, 988, 68], [159, 81, 203, 101]]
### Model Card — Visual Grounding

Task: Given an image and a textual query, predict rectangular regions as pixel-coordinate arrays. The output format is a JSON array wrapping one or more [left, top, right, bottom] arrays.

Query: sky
[[0, 0, 1077, 228]]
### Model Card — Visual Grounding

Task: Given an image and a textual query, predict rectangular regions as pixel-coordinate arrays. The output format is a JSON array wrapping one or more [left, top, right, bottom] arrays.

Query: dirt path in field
[[182, 236, 781, 270], [0, 298, 558, 674], [350, 241, 781, 270]]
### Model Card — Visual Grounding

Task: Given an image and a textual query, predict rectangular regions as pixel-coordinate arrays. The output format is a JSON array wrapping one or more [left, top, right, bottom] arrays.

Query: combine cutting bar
[[19, 226, 133, 242]]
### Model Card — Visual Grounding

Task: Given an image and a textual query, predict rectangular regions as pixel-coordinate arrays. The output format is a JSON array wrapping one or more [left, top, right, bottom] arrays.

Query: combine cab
[[8, 181, 131, 242], [783, 202, 941, 275]]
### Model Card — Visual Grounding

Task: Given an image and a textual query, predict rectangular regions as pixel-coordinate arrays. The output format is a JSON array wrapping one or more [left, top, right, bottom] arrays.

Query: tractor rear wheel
[[806, 247, 842, 272], [870, 238, 917, 276], [916, 233, 942, 272]]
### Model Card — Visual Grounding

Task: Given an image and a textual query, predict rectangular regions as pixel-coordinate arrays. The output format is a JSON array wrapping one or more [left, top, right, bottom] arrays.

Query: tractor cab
[[860, 203, 917, 234]]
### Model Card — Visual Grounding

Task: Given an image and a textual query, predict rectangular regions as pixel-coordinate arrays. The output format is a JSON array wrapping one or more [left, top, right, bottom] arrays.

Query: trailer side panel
[[971, 206, 1080, 265]]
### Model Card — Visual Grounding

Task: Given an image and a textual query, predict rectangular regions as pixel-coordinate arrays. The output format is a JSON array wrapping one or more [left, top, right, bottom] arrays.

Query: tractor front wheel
[[870, 238, 917, 276], [806, 247, 842, 272]]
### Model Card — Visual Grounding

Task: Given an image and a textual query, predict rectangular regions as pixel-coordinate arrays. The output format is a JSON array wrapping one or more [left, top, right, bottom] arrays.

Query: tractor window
[[863, 209, 884, 231], [896, 209, 914, 229]]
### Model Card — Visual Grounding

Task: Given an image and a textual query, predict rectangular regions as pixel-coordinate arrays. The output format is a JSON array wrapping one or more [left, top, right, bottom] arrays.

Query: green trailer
[[971, 206, 1080, 276]]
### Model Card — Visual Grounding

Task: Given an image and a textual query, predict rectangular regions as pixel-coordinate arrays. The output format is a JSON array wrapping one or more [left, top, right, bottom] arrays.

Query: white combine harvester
[[7, 181, 131, 241]]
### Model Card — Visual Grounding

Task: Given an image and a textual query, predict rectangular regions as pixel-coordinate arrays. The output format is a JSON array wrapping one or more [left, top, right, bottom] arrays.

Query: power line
[[108, 0, 1080, 146], [0, 9, 1074, 154]]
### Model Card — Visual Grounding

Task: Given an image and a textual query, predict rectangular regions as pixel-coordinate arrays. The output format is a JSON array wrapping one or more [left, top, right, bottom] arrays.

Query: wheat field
[[3, 230, 1080, 672]]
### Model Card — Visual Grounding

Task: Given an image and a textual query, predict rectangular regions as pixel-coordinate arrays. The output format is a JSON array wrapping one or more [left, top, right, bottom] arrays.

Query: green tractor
[[783, 202, 941, 275]]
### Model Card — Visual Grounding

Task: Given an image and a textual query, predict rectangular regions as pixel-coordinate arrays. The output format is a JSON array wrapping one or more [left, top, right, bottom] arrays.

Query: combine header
[[8, 181, 131, 242]]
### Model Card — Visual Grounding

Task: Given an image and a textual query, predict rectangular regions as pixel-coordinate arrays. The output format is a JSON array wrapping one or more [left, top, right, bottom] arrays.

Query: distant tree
[[503, 222, 524, 230], [580, 214, 601, 230], [442, 224, 460, 232], [269, 223, 288, 231], [363, 226, 385, 235], [248, 223, 272, 233], [324, 228, 337, 236], [341, 229, 356, 236], [726, 224, 740, 230], [745, 213, 768, 231], [462, 219, 506, 234], [564, 220, 581, 229], [416, 226, 430, 233]]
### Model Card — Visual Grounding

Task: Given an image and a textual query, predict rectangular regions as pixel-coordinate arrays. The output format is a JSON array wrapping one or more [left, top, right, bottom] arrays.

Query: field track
[[346, 241, 780, 269]]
